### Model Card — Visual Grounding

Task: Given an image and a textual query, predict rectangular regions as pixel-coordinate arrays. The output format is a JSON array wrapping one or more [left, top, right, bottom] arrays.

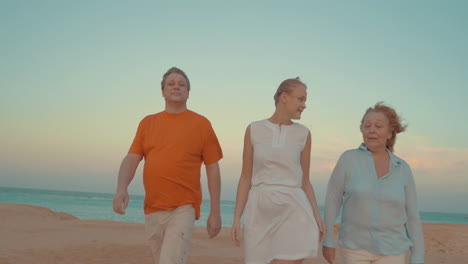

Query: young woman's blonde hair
[[273, 77, 306, 105]]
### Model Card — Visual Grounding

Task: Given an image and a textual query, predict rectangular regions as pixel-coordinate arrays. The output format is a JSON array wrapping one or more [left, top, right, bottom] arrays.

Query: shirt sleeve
[[128, 118, 146, 156], [202, 120, 223, 165], [405, 164, 425, 264], [323, 153, 346, 248]]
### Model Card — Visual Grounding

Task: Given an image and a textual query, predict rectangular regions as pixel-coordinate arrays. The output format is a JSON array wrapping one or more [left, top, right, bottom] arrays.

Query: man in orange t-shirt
[[113, 67, 223, 264]]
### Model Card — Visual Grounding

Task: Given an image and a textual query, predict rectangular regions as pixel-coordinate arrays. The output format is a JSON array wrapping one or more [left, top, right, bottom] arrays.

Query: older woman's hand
[[322, 246, 336, 264]]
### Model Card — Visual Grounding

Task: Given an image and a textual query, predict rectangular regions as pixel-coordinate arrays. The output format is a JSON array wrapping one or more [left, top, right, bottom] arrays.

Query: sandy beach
[[1, 203, 467, 264]]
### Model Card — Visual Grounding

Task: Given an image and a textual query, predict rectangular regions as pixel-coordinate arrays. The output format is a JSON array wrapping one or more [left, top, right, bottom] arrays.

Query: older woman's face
[[361, 112, 392, 151]]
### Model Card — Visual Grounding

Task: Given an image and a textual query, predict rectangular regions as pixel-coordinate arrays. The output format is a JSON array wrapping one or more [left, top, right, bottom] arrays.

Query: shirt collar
[[358, 143, 402, 167]]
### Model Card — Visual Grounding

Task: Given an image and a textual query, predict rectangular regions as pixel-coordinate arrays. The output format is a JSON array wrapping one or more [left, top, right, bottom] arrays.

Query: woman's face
[[361, 112, 392, 151], [285, 85, 307, 120]]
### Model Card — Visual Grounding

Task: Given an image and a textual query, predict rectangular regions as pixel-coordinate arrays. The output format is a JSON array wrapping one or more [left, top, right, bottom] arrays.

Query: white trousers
[[144, 205, 196, 264], [341, 247, 406, 264]]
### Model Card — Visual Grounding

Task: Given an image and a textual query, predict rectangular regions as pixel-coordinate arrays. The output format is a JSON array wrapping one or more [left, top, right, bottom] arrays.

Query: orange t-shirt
[[128, 110, 223, 219]]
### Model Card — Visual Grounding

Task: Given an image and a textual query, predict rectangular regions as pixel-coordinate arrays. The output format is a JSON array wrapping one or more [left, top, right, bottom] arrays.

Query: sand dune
[[1, 203, 467, 264]]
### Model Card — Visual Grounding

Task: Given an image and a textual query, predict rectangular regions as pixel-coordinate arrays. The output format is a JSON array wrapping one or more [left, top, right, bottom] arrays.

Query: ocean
[[1, 186, 467, 226]]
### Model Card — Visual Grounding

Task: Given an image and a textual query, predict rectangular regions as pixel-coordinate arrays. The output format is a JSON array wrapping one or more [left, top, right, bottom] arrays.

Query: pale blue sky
[[1, 1, 467, 213]]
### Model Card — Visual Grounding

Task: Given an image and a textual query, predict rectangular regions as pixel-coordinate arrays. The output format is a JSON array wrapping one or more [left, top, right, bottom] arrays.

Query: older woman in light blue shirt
[[322, 102, 424, 264]]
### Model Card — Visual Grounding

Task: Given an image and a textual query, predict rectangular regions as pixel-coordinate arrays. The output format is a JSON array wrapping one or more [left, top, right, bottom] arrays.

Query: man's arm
[[113, 153, 143, 215], [205, 162, 221, 238]]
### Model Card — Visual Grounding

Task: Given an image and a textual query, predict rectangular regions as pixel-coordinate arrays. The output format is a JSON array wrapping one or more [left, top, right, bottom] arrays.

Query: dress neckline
[[264, 119, 295, 127]]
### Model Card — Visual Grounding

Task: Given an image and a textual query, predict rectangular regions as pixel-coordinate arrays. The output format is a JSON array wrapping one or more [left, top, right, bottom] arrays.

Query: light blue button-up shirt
[[323, 143, 424, 264]]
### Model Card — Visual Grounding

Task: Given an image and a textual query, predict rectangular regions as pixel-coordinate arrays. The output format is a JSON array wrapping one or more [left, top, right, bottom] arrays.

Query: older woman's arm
[[322, 154, 347, 264], [323, 154, 346, 248], [405, 165, 425, 264]]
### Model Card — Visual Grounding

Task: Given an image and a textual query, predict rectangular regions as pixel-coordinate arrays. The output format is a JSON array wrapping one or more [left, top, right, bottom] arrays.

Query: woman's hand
[[316, 217, 326, 243], [231, 220, 242, 247], [322, 246, 336, 264]]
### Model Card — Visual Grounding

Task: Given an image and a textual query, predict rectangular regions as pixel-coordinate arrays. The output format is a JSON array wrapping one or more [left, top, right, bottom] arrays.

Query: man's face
[[162, 73, 189, 103]]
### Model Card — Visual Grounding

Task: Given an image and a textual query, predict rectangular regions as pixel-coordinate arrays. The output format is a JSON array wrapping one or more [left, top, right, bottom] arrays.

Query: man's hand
[[322, 246, 336, 264], [206, 212, 221, 238], [113, 191, 129, 215]]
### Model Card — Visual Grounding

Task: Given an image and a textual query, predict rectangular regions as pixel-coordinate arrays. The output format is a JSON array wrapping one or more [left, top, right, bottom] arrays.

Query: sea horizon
[[1, 186, 467, 226]]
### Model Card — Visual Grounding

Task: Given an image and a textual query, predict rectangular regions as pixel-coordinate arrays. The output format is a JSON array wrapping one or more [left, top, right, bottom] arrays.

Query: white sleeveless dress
[[243, 120, 319, 264]]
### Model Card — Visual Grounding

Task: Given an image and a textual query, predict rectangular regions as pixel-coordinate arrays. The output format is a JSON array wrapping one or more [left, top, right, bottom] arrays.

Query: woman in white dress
[[231, 78, 325, 264]]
